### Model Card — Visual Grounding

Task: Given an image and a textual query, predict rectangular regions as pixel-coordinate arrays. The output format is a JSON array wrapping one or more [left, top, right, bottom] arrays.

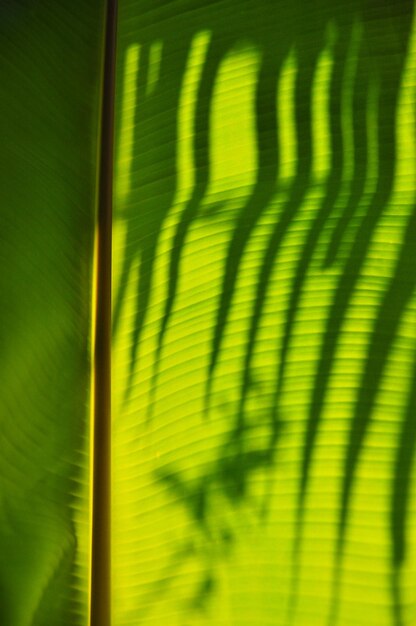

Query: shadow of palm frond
[[113, 0, 416, 622], [391, 347, 416, 626], [290, 0, 414, 608]]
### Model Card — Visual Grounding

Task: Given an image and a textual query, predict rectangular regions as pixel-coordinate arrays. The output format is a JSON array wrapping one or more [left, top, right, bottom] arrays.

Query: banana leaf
[[0, 1, 106, 624], [2, 0, 416, 625]]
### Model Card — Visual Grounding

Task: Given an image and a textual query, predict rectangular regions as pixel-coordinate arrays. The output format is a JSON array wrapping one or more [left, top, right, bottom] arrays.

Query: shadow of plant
[[113, 0, 416, 622]]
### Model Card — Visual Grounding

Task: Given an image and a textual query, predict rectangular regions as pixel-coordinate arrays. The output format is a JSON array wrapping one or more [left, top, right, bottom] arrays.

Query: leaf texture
[[112, 1, 416, 625], [2, 0, 416, 625], [0, 2, 105, 624]]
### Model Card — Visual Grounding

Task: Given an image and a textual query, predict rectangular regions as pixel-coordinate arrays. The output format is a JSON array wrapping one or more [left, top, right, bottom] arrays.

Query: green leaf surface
[[112, 1, 416, 625], [0, 2, 105, 624], [2, 1, 416, 625]]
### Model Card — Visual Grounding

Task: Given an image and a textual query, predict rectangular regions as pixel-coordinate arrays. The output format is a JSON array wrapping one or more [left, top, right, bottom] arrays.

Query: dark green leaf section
[[0, 2, 105, 624], [113, 0, 416, 625]]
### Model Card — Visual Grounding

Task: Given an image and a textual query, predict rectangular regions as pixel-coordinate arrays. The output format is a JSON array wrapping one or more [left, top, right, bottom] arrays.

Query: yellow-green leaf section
[[112, 1, 416, 625], [2, 1, 416, 625]]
